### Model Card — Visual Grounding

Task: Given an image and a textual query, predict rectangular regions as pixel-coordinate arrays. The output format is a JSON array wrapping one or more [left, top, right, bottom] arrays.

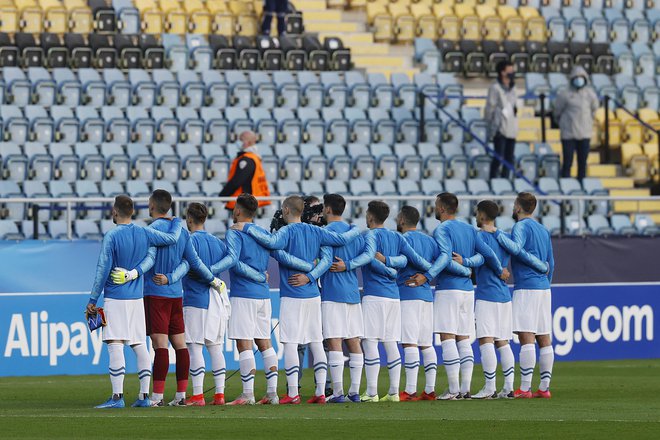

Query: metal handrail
[[2, 194, 658, 240]]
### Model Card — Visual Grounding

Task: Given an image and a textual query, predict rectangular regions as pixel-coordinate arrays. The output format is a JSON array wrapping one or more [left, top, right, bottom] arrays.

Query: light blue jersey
[[143, 218, 215, 299], [475, 230, 511, 303], [397, 230, 439, 302], [89, 220, 182, 304], [221, 227, 271, 300], [167, 230, 269, 308], [496, 218, 554, 291], [425, 220, 503, 292], [361, 228, 434, 300], [320, 222, 376, 304], [244, 222, 359, 299]]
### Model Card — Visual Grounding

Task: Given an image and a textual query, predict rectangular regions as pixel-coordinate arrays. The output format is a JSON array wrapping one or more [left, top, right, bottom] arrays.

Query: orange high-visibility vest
[[225, 151, 271, 209]]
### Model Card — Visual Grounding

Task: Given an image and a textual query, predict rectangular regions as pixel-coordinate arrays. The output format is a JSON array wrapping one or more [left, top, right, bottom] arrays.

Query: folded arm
[[496, 229, 548, 273], [423, 227, 453, 280], [136, 246, 157, 276], [89, 235, 114, 304], [167, 260, 190, 284], [144, 217, 183, 246], [183, 239, 215, 284], [244, 223, 289, 250], [475, 236, 504, 275]]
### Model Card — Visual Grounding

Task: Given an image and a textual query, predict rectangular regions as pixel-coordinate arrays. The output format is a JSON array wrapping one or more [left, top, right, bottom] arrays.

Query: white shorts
[[512, 289, 552, 335], [228, 297, 272, 340], [102, 298, 146, 345], [433, 290, 475, 336], [279, 296, 323, 344], [400, 300, 434, 347], [475, 300, 513, 341], [322, 301, 364, 340], [362, 296, 401, 342], [183, 306, 227, 345]]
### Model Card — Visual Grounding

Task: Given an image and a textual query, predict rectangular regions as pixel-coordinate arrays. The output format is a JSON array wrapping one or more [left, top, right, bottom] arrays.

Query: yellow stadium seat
[[643, 142, 658, 164], [461, 15, 480, 41], [483, 16, 503, 41], [0, 7, 19, 34], [475, 5, 495, 20], [64, 0, 93, 33], [40, 0, 68, 33], [368, 2, 393, 42], [453, 4, 473, 19], [432, 4, 453, 19], [480, 0, 499, 6], [526, 16, 547, 42], [459, 0, 478, 7], [438, 14, 460, 40], [207, 0, 228, 13], [505, 16, 525, 41], [160, 0, 187, 34], [186, 0, 212, 34], [498, 5, 518, 21], [235, 11, 257, 36], [390, 4, 415, 43], [15, 0, 43, 33], [135, 0, 164, 34], [413, 6, 436, 39], [621, 142, 643, 166], [518, 6, 539, 21]]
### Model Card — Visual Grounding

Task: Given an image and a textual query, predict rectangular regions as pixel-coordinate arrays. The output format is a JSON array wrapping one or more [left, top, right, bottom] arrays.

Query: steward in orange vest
[[220, 148, 271, 210]]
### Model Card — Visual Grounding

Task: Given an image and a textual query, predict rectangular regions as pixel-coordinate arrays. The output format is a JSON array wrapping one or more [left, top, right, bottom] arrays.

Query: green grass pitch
[[1, 359, 659, 439]]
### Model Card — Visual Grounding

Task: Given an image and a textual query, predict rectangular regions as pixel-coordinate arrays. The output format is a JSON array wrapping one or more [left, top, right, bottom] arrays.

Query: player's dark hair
[[150, 189, 172, 214], [304, 195, 320, 205], [186, 202, 208, 225], [236, 193, 258, 218], [477, 200, 500, 221], [496, 60, 513, 75], [114, 195, 134, 218], [283, 195, 305, 216], [437, 192, 458, 215], [323, 193, 346, 216], [399, 205, 420, 227], [517, 192, 537, 214], [367, 200, 390, 224]]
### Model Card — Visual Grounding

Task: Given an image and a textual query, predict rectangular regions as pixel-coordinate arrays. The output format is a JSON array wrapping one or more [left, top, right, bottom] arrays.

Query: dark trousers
[[561, 138, 590, 181], [490, 132, 516, 179], [262, 0, 288, 35]]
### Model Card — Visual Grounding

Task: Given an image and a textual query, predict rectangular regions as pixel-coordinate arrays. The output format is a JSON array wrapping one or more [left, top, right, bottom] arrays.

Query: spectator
[[485, 60, 518, 179], [261, 0, 288, 36], [553, 66, 599, 181], [220, 131, 271, 210]]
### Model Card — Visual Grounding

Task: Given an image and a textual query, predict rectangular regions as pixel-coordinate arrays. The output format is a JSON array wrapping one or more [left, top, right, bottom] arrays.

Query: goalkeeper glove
[[111, 267, 139, 285]]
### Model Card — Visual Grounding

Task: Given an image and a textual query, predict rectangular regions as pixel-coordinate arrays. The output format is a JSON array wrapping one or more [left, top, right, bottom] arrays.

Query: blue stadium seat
[[76, 107, 105, 144], [49, 144, 79, 181], [28, 67, 57, 106], [128, 69, 156, 107], [78, 68, 106, 107], [178, 70, 205, 109], [273, 108, 301, 144], [0, 220, 23, 240], [495, 216, 515, 233], [52, 68, 82, 107], [322, 108, 349, 144], [153, 69, 181, 108], [152, 143, 181, 181], [24, 143, 53, 181], [113, 0, 140, 34], [100, 180, 124, 197], [320, 72, 348, 109], [75, 219, 102, 240], [186, 35, 213, 72], [611, 214, 638, 235], [587, 214, 615, 236], [0, 180, 25, 220], [298, 71, 324, 110], [345, 107, 371, 145], [162, 34, 189, 72], [249, 108, 277, 145], [73, 143, 104, 181], [394, 143, 423, 181], [249, 72, 277, 109], [3, 67, 31, 106], [541, 215, 561, 236], [100, 143, 130, 181], [103, 68, 131, 108], [74, 180, 104, 219], [368, 108, 396, 145], [367, 73, 394, 109], [1, 105, 28, 144], [634, 214, 660, 236], [345, 71, 370, 110], [127, 143, 155, 181], [200, 107, 228, 144], [101, 106, 130, 144]]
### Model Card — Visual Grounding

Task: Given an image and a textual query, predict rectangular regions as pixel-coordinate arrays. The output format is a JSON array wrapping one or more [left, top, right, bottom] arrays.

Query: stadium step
[[353, 55, 406, 68], [610, 189, 653, 213], [589, 165, 620, 178], [599, 178, 635, 189], [305, 21, 364, 32]]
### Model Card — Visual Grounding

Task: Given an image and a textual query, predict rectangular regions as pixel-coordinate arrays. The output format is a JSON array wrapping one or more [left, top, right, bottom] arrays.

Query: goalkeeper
[[86, 195, 183, 409]]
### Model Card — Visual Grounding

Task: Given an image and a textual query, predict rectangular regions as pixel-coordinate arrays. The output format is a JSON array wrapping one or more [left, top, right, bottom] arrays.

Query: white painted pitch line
[[0, 414, 658, 423]]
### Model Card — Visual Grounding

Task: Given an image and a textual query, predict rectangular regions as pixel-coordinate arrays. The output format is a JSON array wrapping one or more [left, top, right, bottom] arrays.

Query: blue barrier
[[1, 242, 657, 377]]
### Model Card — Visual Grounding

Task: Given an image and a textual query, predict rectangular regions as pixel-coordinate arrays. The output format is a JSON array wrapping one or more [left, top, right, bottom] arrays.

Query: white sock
[[207, 344, 226, 394], [188, 343, 205, 396], [538, 346, 554, 391], [441, 339, 460, 394], [283, 343, 300, 397], [519, 344, 536, 392], [457, 339, 474, 394], [309, 342, 328, 397], [384, 341, 401, 396], [132, 343, 151, 397], [363, 339, 380, 397], [403, 347, 420, 395], [261, 347, 278, 395], [348, 353, 363, 396], [328, 351, 344, 397], [239, 350, 256, 397], [421, 347, 437, 394], [498, 344, 515, 391], [108, 343, 125, 396], [479, 343, 497, 392]]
